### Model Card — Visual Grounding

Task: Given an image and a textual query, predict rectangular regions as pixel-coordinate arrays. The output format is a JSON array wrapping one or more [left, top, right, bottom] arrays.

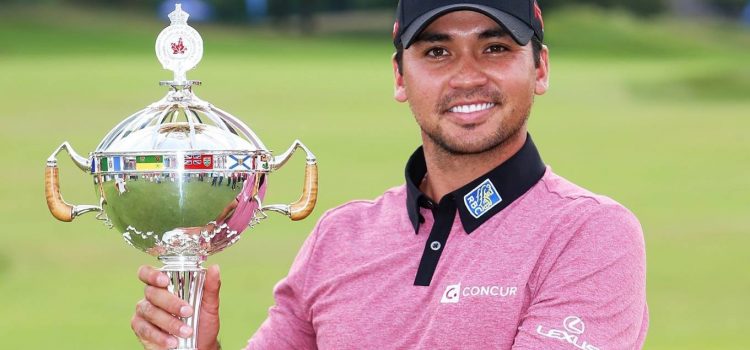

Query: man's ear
[[393, 52, 408, 103], [534, 45, 550, 95]]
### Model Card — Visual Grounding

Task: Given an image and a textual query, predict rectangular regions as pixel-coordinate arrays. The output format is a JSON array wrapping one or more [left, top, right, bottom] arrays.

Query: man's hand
[[131, 265, 222, 350]]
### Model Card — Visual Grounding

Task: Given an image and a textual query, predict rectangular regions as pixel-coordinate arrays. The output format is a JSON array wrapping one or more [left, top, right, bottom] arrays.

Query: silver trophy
[[43, 5, 318, 350]]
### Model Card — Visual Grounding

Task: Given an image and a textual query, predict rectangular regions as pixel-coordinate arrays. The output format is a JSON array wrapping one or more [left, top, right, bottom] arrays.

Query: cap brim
[[400, 4, 534, 49]]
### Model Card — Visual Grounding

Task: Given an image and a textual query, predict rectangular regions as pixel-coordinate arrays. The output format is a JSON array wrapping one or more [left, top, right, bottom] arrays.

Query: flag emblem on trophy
[[99, 156, 125, 172], [185, 154, 214, 170], [135, 155, 165, 171], [228, 155, 253, 170]]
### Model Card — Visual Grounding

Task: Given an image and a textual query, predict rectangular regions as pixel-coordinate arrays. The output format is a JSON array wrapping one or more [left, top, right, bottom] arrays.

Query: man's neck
[[419, 129, 527, 202]]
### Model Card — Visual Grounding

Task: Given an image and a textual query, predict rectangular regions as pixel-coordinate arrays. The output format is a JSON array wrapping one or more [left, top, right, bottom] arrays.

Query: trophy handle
[[263, 140, 319, 221], [45, 142, 102, 222], [289, 162, 318, 221]]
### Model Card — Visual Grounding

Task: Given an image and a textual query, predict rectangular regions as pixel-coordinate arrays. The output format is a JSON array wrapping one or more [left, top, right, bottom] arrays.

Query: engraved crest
[[155, 4, 203, 83]]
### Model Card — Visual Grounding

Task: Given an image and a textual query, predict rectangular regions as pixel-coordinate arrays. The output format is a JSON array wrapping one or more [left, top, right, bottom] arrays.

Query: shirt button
[[430, 241, 441, 251]]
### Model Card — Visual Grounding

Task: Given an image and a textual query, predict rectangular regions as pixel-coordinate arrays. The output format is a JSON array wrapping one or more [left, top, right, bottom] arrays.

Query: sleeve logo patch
[[536, 316, 601, 350], [463, 179, 502, 218]]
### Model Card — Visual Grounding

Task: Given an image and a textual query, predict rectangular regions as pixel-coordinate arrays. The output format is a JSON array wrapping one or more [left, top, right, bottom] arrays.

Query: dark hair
[[395, 36, 543, 75]]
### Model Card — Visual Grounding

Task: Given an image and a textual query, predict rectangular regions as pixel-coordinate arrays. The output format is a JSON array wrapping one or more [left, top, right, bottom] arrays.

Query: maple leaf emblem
[[171, 37, 187, 55]]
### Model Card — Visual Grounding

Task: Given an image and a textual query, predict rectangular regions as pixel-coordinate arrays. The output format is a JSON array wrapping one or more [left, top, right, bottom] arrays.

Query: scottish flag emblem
[[464, 179, 502, 218]]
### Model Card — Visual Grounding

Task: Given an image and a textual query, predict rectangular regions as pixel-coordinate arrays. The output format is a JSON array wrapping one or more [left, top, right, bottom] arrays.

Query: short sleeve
[[244, 222, 322, 350], [512, 203, 649, 350]]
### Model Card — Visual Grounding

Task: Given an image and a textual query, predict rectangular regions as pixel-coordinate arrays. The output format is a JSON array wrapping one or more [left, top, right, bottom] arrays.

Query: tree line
[[3, 0, 747, 22]]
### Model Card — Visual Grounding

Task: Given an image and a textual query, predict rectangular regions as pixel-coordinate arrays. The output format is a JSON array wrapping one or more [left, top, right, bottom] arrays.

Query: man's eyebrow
[[413, 27, 511, 45], [479, 27, 511, 40], [413, 31, 451, 44]]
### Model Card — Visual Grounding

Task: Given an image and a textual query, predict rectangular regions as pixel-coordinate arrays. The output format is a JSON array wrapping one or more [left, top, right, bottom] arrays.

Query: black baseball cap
[[393, 0, 545, 49]]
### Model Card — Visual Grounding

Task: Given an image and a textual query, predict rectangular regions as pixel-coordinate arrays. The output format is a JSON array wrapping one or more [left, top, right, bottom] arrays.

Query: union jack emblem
[[184, 154, 213, 170], [185, 154, 201, 165]]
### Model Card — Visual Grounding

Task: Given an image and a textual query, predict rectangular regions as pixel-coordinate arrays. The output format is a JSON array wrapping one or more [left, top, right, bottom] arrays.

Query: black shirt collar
[[405, 133, 546, 234]]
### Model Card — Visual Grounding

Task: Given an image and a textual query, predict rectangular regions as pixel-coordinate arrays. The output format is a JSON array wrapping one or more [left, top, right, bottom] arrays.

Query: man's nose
[[449, 54, 489, 89]]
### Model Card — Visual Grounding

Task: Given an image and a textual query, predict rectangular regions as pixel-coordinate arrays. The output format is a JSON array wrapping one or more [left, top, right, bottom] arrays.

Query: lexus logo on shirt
[[563, 316, 585, 335], [536, 316, 600, 350]]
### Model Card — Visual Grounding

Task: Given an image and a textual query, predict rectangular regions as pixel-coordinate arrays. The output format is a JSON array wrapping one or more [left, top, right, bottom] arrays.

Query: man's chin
[[428, 133, 504, 156]]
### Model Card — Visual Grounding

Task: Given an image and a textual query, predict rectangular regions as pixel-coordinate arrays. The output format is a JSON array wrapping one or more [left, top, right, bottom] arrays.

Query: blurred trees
[[539, 0, 750, 16], [540, 0, 667, 16], [1, 0, 747, 22], [212, 0, 246, 22], [711, 0, 749, 12]]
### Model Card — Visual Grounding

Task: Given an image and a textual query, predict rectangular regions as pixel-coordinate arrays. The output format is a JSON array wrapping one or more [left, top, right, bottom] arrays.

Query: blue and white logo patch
[[464, 179, 502, 219]]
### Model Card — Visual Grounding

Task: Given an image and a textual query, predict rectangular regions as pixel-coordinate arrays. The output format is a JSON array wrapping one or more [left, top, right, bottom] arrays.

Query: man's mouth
[[448, 103, 496, 114]]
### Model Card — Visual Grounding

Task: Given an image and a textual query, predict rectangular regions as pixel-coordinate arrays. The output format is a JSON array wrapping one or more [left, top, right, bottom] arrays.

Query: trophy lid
[[94, 4, 266, 155]]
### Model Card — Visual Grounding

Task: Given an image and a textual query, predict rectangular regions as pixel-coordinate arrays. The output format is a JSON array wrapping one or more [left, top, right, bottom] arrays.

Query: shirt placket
[[414, 196, 456, 286]]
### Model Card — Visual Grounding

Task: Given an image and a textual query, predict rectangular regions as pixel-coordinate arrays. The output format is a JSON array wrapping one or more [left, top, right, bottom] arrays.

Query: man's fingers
[[136, 299, 193, 338], [144, 285, 193, 317], [131, 314, 179, 349], [201, 265, 221, 317], [136, 265, 218, 350], [197, 265, 221, 350], [204, 265, 221, 295], [138, 265, 170, 287]]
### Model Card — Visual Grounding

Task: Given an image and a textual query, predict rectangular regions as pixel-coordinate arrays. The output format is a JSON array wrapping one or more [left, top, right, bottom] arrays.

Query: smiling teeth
[[450, 103, 495, 114]]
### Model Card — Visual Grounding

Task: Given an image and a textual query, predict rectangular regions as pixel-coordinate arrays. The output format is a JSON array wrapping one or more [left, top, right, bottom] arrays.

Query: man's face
[[394, 11, 549, 155]]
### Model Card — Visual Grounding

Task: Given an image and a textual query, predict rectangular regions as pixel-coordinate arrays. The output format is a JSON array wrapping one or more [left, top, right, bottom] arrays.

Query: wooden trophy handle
[[45, 165, 74, 222], [289, 163, 318, 221]]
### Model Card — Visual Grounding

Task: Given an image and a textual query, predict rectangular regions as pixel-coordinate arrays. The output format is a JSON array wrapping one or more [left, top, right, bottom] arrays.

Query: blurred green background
[[1, 1, 748, 349]]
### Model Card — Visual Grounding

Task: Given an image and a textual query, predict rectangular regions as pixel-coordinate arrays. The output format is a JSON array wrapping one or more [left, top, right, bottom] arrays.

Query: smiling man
[[132, 1, 648, 349]]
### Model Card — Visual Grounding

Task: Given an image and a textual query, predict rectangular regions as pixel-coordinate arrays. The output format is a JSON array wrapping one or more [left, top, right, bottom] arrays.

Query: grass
[[632, 67, 750, 102], [0, 4, 749, 349]]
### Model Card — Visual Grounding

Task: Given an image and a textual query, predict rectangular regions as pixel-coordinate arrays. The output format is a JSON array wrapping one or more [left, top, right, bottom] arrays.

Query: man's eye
[[485, 45, 508, 54], [426, 48, 449, 57]]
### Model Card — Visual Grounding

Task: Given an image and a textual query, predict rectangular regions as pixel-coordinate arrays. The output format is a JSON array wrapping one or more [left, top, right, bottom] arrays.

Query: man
[[131, 1, 649, 349]]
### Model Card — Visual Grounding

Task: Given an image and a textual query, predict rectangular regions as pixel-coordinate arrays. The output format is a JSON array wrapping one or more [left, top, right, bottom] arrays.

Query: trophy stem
[[159, 256, 206, 350]]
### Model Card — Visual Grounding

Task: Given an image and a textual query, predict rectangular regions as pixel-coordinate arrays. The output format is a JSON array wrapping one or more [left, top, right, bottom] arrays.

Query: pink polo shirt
[[246, 137, 648, 349]]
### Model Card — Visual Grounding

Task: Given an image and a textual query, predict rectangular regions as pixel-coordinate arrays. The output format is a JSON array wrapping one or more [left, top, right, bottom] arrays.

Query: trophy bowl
[[43, 5, 318, 350]]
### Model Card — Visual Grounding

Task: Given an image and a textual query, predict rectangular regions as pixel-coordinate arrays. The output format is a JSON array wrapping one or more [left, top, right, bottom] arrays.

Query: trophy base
[[159, 256, 206, 350]]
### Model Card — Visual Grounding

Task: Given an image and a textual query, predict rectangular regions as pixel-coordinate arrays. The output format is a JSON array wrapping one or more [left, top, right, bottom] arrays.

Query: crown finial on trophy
[[168, 4, 190, 25], [156, 3, 204, 86]]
